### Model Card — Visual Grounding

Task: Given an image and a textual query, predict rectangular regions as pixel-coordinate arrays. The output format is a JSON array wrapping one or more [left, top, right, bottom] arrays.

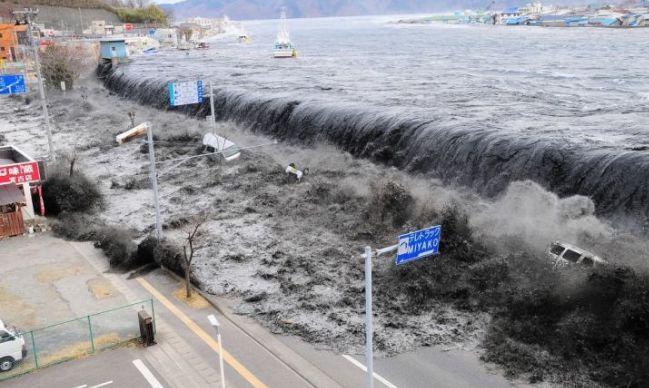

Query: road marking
[[88, 382, 113, 388], [72, 385, 87, 388], [342, 355, 398, 388], [136, 277, 267, 388], [133, 359, 164, 388]]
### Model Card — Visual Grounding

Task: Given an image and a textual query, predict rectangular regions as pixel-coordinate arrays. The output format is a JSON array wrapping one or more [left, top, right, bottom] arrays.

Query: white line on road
[[133, 359, 165, 388], [342, 354, 398, 388], [72, 385, 88, 388], [88, 382, 113, 388]]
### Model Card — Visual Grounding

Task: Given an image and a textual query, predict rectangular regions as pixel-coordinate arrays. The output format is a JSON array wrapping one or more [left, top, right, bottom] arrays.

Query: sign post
[[360, 225, 442, 388], [208, 81, 216, 132]]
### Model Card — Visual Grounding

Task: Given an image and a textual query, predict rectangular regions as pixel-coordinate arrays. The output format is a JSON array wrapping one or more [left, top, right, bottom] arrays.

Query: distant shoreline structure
[[396, 3, 649, 28]]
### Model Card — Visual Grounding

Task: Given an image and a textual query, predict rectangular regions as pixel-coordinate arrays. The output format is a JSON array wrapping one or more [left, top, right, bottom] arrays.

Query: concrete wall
[[35, 5, 121, 35]]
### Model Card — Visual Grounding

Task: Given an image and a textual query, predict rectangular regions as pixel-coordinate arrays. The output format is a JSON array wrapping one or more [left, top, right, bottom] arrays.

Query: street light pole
[[208, 314, 226, 388], [146, 124, 162, 240], [17, 8, 55, 160], [116, 122, 163, 240], [363, 246, 374, 388]]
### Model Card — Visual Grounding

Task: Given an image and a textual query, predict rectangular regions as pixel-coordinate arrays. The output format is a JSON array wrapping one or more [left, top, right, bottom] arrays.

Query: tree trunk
[[185, 265, 192, 299], [185, 267, 192, 298], [69, 156, 76, 177]]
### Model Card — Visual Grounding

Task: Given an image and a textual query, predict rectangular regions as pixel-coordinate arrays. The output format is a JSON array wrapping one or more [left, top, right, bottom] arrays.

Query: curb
[[160, 266, 342, 388]]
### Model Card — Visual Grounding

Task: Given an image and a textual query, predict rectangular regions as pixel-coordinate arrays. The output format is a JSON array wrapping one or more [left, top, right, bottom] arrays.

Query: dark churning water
[[99, 16, 649, 224]]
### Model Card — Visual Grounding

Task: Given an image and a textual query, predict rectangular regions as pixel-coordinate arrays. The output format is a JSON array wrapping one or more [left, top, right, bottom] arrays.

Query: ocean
[[101, 16, 649, 223]]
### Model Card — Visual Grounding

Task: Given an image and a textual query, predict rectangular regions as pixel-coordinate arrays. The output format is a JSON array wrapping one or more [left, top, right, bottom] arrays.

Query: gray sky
[[150, 0, 184, 4]]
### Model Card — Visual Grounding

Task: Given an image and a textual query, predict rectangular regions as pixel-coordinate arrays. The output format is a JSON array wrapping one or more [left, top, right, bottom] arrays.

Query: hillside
[[0, 0, 116, 25], [0, 1, 167, 28], [161, 0, 590, 20]]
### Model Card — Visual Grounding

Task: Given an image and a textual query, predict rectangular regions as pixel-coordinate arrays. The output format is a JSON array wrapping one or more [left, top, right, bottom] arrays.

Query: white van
[[547, 241, 607, 269], [0, 319, 26, 372]]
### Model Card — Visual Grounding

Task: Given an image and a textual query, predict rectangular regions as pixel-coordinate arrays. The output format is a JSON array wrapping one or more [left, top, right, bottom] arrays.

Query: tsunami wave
[[98, 63, 649, 226]]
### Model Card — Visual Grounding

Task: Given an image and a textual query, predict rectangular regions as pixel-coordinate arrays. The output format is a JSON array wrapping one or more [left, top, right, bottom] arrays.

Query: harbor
[[398, 1, 649, 27]]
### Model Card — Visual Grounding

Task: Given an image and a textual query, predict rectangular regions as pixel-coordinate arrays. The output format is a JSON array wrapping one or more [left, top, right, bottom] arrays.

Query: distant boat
[[273, 10, 297, 58], [238, 23, 250, 43]]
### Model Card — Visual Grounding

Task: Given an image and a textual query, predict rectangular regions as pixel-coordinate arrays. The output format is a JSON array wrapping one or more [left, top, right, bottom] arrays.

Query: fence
[[0, 299, 155, 381]]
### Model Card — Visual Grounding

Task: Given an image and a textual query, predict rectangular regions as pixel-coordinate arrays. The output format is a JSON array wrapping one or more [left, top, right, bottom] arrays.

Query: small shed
[[0, 183, 25, 237], [100, 39, 128, 64]]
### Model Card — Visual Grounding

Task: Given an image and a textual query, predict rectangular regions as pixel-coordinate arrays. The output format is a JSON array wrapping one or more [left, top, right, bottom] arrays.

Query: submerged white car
[[0, 320, 26, 372], [547, 241, 607, 269]]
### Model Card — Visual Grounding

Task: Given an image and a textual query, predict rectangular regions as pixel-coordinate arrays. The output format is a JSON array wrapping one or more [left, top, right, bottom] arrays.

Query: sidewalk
[[71, 241, 225, 388], [72, 240, 341, 388]]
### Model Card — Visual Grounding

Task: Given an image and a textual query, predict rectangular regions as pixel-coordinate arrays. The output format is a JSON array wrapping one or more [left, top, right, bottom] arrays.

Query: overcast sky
[[150, 0, 184, 4]]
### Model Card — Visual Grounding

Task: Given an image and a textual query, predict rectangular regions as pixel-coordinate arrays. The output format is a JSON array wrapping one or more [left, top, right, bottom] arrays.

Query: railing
[[0, 299, 155, 381]]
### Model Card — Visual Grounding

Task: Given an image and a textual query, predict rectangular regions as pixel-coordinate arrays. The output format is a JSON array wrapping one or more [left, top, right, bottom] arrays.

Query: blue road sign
[[396, 225, 441, 265], [0, 74, 26, 95], [168, 80, 203, 107]]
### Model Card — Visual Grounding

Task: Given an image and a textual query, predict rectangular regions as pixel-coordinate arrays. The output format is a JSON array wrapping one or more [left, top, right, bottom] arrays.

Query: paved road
[[2, 242, 521, 388], [136, 270, 318, 388], [1, 347, 167, 388], [138, 269, 518, 388], [277, 333, 520, 388]]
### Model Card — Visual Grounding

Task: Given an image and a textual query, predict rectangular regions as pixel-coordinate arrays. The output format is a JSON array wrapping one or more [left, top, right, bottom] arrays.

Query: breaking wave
[[98, 62, 649, 226]]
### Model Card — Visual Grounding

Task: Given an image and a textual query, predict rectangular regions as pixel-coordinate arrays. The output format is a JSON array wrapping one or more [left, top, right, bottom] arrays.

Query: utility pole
[[13, 8, 55, 160], [78, 8, 85, 37]]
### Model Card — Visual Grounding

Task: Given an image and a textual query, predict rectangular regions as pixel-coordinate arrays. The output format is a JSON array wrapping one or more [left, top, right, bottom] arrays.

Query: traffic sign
[[396, 225, 441, 265], [168, 80, 203, 107], [0, 74, 26, 95]]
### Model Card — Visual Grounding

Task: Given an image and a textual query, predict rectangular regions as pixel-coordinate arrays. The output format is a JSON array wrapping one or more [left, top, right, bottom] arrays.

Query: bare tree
[[66, 151, 78, 177], [135, 0, 149, 8], [40, 43, 96, 89], [182, 214, 209, 298]]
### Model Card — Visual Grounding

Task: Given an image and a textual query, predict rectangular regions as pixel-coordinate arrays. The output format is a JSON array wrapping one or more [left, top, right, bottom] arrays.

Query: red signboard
[[0, 161, 40, 185]]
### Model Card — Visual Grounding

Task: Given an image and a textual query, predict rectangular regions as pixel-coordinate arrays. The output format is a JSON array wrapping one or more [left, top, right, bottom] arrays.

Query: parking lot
[[0, 233, 146, 380], [0, 233, 131, 330]]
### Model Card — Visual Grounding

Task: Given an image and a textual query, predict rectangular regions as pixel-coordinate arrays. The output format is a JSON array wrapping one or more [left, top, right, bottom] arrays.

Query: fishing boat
[[273, 10, 297, 58]]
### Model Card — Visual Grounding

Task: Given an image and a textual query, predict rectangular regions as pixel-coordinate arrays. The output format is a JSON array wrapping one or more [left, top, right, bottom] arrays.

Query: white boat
[[273, 10, 297, 58], [238, 23, 250, 43]]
